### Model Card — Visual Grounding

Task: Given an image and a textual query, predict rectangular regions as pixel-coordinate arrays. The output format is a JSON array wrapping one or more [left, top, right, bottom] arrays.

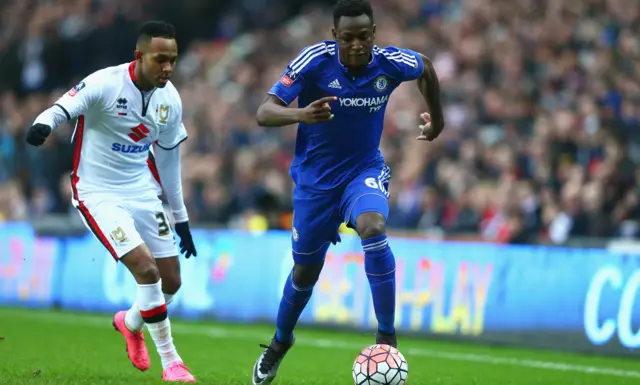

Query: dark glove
[[26, 123, 52, 146], [174, 221, 197, 258]]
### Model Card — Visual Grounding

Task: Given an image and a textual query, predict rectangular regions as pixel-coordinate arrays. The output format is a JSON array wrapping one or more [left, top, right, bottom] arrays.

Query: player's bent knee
[[162, 275, 181, 295], [156, 256, 181, 294], [120, 244, 160, 284], [292, 241, 330, 265], [355, 212, 387, 240], [133, 263, 161, 284], [292, 262, 324, 287]]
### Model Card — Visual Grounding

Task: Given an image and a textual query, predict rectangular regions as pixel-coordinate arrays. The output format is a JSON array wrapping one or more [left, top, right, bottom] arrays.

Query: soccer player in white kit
[[26, 21, 197, 383]]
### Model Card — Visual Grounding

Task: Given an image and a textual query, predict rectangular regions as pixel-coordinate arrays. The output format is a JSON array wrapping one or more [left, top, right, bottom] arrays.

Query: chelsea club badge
[[373, 76, 389, 92]]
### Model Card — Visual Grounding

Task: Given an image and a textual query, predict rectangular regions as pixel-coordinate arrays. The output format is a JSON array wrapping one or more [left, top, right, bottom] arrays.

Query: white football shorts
[[72, 193, 178, 260]]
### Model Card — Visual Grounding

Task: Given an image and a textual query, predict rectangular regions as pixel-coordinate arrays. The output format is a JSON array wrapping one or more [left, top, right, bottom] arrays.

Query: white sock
[[137, 280, 182, 369], [146, 318, 181, 369], [125, 292, 176, 333], [125, 302, 144, 332]]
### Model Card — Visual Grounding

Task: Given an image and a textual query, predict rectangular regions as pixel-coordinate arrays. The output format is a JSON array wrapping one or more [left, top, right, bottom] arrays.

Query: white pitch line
[[8, 310, 640, 379]]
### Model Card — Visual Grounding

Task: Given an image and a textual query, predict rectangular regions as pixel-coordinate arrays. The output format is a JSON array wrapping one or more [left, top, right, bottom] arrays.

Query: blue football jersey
[[269, 40, 424, 191]]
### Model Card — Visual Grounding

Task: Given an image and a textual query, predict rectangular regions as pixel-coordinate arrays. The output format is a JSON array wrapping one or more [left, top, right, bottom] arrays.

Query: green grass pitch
[[0, 307, 638, 384]]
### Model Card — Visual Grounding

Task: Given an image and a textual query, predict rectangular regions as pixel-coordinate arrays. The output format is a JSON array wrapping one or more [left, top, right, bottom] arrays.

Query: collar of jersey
[[128, 61, 155, 93], [128, 61, 138, 84], [335, 42, 378, 73]]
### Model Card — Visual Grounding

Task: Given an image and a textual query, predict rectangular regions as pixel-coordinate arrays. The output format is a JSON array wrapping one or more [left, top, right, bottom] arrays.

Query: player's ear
[[134, 49, 143, 62], [372, 24, 376, 39], [332, 27, 337, 40]]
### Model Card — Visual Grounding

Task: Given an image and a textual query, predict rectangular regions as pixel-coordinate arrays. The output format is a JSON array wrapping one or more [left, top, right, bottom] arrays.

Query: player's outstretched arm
[[26, 108, 65, 146], [256, 95, 304, 127], [27, 77, 102, 146], [256, 95, 337, 127], [415, 54, 445, 141], [154, 145, 197, 258]]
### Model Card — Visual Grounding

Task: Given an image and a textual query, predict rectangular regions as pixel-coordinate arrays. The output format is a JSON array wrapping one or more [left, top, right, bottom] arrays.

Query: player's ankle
[[274, 332, 294, 346], [124, 319, 140, 333], [124, 308, 144, 333], [160, 351, 182, 369]]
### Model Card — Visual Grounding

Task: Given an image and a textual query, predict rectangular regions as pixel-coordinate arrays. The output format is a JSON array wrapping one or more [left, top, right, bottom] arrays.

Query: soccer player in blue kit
[[252, 0, 444, 383]]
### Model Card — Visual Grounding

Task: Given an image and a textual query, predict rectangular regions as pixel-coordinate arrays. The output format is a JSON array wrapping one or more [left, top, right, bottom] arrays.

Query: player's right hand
[[26, 123, 52, 146], [298, 96, 337, 124]]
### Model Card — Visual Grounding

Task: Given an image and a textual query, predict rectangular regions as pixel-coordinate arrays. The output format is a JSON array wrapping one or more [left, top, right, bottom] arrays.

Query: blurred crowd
[[1, 0, 639, 245]]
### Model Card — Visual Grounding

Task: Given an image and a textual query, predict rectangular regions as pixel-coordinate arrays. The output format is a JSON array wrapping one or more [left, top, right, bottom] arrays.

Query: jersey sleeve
[[268, 43, 328, 105], [155, 145, 188, 222], [379, 46, 424, 82], [156, 96, 188, 150], [54, 72, 105, 120]]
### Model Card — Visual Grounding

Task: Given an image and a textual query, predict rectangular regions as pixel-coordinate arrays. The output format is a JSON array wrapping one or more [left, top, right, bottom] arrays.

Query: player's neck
[[133, 62, 155, 92], [341, 63, 366, 75], [338, 54, 372, 74]]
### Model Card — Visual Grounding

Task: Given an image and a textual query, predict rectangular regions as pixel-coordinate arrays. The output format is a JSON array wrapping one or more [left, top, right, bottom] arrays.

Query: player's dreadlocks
[[333, 0, 374, 27]]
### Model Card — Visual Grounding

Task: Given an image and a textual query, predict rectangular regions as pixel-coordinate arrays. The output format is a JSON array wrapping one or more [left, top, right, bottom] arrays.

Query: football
[[352, 344, 408, 385]]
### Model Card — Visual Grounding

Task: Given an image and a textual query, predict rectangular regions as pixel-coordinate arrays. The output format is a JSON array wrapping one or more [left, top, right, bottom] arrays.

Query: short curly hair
[[333, 0, 374, 28]]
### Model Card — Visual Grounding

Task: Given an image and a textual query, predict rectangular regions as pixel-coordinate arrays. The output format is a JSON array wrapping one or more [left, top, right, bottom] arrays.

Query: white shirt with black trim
[[34, 61, 189, 220]]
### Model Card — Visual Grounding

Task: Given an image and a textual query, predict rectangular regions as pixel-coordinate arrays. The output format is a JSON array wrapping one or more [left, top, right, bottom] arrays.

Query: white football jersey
[[54, 62, 187, 200]]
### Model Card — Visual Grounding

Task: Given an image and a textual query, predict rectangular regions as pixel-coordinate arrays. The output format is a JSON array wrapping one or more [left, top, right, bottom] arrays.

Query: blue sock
[[362, 234, 396, 334], [275, 270, 314, 343]]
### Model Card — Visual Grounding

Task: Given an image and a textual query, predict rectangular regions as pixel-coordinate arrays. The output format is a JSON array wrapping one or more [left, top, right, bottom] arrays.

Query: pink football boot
[[112, 311, 151, 371], [162, 362, 196, 382]]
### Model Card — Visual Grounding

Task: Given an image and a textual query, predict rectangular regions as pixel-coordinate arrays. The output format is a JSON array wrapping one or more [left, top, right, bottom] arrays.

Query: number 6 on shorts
[[365, 177, 378, 189]]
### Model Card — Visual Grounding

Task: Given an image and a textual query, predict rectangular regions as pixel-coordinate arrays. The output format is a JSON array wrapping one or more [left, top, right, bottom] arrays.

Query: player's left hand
[[174, 221, 197, 258], [416, 112, 444, 141]]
